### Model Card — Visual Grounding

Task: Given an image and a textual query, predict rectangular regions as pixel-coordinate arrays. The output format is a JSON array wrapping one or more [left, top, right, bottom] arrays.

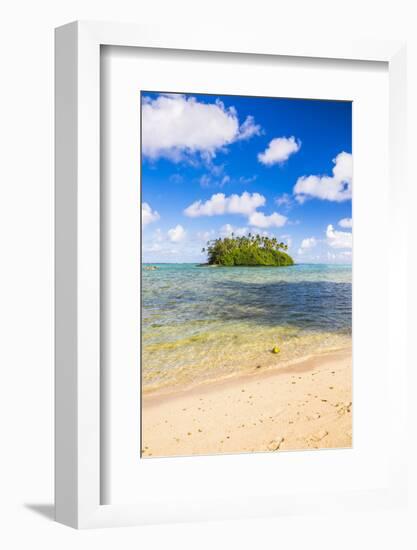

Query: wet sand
[[141, 347, 352, 457]]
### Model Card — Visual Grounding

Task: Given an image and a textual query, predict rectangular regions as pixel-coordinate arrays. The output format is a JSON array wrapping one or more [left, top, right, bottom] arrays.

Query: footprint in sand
[[266, 436, 284, 451], [308, 429, 328, 443]]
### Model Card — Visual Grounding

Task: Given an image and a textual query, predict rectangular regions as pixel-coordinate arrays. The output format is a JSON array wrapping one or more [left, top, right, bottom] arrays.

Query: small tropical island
[[201, 233, 294, 266]]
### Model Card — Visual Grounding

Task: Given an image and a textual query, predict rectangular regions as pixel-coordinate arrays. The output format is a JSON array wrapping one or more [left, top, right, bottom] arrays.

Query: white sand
[[142, 347, 352, 458]]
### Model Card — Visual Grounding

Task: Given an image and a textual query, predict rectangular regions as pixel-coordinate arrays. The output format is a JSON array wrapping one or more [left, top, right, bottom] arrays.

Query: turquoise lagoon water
[[142, 263, 352, 394]]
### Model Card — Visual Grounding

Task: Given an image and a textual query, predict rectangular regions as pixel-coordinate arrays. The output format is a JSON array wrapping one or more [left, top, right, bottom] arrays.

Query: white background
[[0, 1, 416, 549]]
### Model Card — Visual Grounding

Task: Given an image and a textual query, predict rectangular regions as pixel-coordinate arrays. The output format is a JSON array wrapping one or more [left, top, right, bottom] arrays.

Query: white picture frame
[[55, 20, 407, 529]]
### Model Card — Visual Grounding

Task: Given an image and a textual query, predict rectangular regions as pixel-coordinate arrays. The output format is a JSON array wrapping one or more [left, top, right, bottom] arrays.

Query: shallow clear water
[[142, 263, 352, 394]]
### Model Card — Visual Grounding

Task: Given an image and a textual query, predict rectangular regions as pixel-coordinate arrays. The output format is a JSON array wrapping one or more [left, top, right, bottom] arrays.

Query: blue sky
[[141, 92, 352, 263]]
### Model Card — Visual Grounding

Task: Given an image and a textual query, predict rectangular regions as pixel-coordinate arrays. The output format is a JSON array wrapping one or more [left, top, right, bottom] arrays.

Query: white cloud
[[153, 228, 164, 242], [294, 152, 352, 203], [184, 191, 265, 217], [300, 237, 317, 250], [338, 217, 352, 228], [184, 191, 288, 231], [144, 226, 212, 263], [199, 170, 257, 189], [143, 242, 162, 253], [238, 115, 262, 140], [248, 211, 287, 228], [327, 250, 351, 263], [220, 224, 249, 237], [326, 224, 352, 249], [281, 234, 293, 249], [199, 173, 230, 188], [275, 193, 293, 208], [238, 175, 258, 185], [142, 94, 261, 162], [297, 236, 318, 255], [167, 224, 186, 242], [142, 202, 160, 226], [258, 136, 301, 165], [197, 229, 215, 242]]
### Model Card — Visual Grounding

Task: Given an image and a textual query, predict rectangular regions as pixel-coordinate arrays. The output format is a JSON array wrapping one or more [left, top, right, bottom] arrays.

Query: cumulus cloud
[[248, 211, 287, 228], [297, 236, 318, 255], [184, 192, 265, 218], [294, 152, 352, 203], [338, 217, 352, 228], [220, 224, 249, 237], [142, 94, 261, 162], [142, 202, 160, 226], [258, 136, 301, 165], [167, 224, 186, 242], [326, 224, 352, 249], [184, 191, 288, 230], [300, 237, 317, 250], [197, 229, 215, 242]]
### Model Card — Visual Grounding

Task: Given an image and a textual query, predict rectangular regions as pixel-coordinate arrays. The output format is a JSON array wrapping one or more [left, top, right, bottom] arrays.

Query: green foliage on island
[[202, 234, 294, 267]]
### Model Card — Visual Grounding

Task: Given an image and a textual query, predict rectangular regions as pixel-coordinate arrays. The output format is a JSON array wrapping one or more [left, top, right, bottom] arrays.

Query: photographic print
[[141, 92, 352, 458]]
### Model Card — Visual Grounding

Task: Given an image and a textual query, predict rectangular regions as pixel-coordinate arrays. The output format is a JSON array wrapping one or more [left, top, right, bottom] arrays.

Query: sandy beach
[[142, 346, 352, 457]]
